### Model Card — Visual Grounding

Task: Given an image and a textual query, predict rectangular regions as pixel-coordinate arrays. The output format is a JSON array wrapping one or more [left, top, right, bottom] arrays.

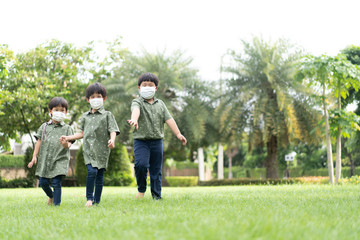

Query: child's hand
[[27, 157, 37, 168], [59, 136, 69, 142], [176, 133, 187, 145], [108, 139, 115, 149], [59, 137, 69, 148], [127, 119, 139, 130]]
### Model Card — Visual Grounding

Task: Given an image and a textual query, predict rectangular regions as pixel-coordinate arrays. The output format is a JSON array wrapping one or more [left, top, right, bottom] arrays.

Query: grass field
[[1, 185, 360, 240]]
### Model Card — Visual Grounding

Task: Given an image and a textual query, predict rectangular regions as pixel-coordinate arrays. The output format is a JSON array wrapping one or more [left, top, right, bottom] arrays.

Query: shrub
[[166, 176, 198, 187], [198, 178, 299, 186], [105, 143, 134, 186], [103, 172, 134, 186], [75, 145, 87, 186], [0, 177, 34, 188], [174, 161, 198, 170], [0, 155, 25, 168], [23, 147, 36, 186]]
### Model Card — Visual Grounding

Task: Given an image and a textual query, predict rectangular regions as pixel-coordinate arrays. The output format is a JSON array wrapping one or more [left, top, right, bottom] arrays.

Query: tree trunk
[[198, 147, 205, 181], [323, 85, 334, 184], [217, 143, 224, 179], [228, 157, 233, 179], [335, 94, 342, 184], [265, 134, 278, 179], [335, 127, 341, 184]]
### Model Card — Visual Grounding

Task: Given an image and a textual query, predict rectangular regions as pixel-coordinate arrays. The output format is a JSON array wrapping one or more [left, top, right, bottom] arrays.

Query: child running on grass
[[60, 82, 120, 207], [27, 97, 74, 206], [127, 73, 187, 200]]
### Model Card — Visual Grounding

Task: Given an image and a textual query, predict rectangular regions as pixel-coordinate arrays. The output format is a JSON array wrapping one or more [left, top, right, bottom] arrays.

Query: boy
[[60, 82, 120, 207], [127, 73, 187, 200], [28, 97, 74, 206]]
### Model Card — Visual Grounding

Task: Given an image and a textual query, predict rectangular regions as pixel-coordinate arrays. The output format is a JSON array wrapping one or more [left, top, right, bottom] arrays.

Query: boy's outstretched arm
[[127, 107, 140, 130], [28, 139, 41, 168], [165, 118, 187, 145], [59, 132, 84, 143]]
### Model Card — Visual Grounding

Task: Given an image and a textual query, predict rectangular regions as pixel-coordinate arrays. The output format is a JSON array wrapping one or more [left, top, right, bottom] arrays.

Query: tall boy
[[60, 82, 120, 207], [128, 73, 187, 200], [28, 97, 74, 206]]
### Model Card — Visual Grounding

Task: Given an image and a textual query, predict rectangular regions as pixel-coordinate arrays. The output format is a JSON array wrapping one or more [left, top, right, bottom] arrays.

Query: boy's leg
[[134, 140, 150, 196], [39, 177, 54, 203], [94, 168, 105, 204], [86, 164, 98, 204], [51, 175, 62, 206], [149, 139, 163, 200]]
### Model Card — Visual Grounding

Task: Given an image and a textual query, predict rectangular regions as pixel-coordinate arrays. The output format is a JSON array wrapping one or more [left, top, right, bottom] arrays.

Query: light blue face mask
[[140, 87, 156, 99]]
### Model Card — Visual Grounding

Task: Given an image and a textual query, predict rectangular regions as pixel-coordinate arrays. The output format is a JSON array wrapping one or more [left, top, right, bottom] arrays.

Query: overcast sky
[[1, 0, 360, 81]]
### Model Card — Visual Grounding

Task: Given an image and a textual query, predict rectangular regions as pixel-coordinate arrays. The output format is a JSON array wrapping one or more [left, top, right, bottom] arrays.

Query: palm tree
[[222, 37, 321, 179]]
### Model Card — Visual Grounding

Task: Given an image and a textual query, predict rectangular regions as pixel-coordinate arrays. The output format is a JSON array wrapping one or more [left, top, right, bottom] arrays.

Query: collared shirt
[[79, 107, 120, 169], [34, 121, 74, 178], [131, 97, 172, 140]]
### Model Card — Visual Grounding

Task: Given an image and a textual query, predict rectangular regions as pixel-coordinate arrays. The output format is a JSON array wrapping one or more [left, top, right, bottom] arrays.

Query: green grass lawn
[[1, 185, 360, 240]]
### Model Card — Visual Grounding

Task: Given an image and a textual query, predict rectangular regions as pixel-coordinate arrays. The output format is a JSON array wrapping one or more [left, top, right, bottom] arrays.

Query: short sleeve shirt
[[79, 107, 120, 169], [131, 97, 172, 140], [34, 121, 74, 178]]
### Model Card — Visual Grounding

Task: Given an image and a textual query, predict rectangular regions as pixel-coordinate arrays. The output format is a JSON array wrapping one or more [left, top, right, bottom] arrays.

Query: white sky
[[1, 0, 360, 81]]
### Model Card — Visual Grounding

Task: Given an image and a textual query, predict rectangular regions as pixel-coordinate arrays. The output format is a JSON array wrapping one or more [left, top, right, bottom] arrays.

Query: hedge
[[0, 177, 34, 188], [166, 176, 198, 187], [223, 166, 360, 179], [0, 155, 25, 168], [198, 178, 300, 186], [198, 177, 330, 186]]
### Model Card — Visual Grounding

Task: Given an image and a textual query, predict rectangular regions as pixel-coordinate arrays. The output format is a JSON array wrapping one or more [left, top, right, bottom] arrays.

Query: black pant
[[134, 139, 163, 199], [39, 175, 62, 205]]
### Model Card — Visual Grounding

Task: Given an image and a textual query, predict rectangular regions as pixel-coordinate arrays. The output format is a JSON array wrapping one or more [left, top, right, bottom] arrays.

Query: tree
[[0, 40, 94, 148], [296, 54, 360, 184], [223, 37, 321, 179]]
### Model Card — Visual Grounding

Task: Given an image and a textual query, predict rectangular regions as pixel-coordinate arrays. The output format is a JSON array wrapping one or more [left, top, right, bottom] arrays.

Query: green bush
[[166, 176, 198, 187], [174, 161, 198, 170], [103, 172, 134, 186], [105, 143, 134, 186], [23, 147, 36, 186], [0, 177, 34, 188], [75, 145, 87, 186], [0, 155, 25, 168]]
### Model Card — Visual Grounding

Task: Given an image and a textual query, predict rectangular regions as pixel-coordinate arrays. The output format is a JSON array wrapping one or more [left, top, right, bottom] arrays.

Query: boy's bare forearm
[[165, 118, 181, 136], [67, 132, 84, 141], [32, 140, 41, 158], [131, 108, 140, 121], [110, 132, 116, 141]]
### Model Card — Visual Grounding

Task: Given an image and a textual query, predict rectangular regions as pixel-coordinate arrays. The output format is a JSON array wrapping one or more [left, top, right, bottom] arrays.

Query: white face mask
[[140, 87, 156, 100], [89, 98, 104, 109], [51, 111, 66, 122]]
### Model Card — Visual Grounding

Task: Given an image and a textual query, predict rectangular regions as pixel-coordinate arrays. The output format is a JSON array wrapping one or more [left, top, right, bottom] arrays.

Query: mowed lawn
[[1, 185, 360, 240]]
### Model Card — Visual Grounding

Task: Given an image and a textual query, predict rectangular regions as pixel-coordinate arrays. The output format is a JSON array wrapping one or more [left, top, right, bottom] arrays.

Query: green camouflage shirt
[[34, 121, 74, 178], [131, 97, 172, 140], [79, 107, 120, 169]]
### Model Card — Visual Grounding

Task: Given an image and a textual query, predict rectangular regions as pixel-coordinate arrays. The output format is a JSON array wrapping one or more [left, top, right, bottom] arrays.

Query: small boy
[[60, 82, 120, 207], [127, 73, 187, 200], [27, 97, 74, 206]]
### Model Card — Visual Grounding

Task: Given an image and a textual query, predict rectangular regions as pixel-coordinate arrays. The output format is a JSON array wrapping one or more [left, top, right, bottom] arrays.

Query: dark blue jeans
[[86, 164, 105, 204], [39, 175, 62, 206], [134, 139, 163, 199]]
